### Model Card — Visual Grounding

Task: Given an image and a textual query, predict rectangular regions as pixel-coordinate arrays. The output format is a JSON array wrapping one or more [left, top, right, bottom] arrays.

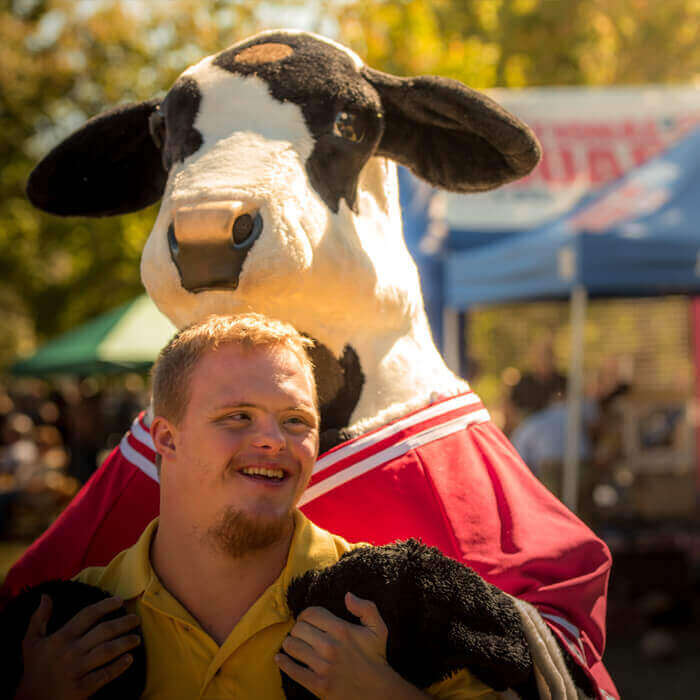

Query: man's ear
[[151, 415, 177, 463], [362, 67, 541, 192], [26, 99, 167, 217]]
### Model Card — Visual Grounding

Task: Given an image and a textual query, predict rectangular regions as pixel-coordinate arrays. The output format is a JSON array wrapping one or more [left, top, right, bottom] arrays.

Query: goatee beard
[[207, 507, 292, 558]]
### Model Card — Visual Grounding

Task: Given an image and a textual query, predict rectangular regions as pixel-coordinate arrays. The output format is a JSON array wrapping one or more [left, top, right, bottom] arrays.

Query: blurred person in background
[[64, 387, 105, 485], [510, 366, 631, 520], [505, 338, 567, 433], [509, 387, 598, 497]]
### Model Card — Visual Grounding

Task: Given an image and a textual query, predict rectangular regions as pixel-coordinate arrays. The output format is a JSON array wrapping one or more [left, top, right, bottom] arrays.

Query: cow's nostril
[[232, 211, 262, 248], [167, 223, 179, 255], [169, 204, 262, 292]]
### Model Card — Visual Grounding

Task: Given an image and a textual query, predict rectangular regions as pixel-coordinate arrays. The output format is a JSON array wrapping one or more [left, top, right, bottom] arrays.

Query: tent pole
[[443, 307, 461, 375], [563, 285, 587, 512]]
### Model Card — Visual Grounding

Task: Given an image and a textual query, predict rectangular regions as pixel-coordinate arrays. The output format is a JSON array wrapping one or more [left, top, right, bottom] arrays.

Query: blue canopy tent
[[443, 127, 700, 509]]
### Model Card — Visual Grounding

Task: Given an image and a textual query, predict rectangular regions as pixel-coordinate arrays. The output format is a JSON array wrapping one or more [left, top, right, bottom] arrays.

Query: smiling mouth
[[239, 466, 287, 482]]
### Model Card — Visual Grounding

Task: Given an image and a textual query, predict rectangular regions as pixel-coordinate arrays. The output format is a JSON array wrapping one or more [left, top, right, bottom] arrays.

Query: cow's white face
[[140, 32, 421, 357], [27, 28, 540, 439]]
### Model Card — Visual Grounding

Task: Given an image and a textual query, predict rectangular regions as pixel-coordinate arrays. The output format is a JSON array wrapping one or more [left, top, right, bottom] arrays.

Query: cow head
[[27, 30, 540, 442]]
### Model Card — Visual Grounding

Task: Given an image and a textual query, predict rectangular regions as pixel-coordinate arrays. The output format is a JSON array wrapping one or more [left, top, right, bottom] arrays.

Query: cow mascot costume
[[3, 30, 617, 699]]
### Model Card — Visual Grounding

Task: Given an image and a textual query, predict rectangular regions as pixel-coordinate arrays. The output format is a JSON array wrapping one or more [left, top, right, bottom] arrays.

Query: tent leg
[[563, 285, 587, 512]]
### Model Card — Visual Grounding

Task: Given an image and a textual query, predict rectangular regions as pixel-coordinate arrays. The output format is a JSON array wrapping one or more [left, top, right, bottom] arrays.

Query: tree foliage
[[1, 0, 698, 369], [327, 0, 700, 412], [335, 0, 699, 86], [0, 0, 265, 366]]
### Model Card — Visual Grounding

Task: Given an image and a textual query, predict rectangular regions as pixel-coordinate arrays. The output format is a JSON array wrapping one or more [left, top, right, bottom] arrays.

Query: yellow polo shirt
[[77, 512, 497, 699]]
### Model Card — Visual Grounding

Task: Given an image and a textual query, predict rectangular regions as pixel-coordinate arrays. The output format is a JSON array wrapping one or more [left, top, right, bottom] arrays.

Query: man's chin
[[207, 506, 293, 558]]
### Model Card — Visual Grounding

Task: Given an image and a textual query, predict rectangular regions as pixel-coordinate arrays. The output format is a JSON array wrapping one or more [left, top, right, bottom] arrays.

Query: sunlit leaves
[[1, 0, 698, 371], [0, 0, 268, 367], [335, 0, 699, 87]]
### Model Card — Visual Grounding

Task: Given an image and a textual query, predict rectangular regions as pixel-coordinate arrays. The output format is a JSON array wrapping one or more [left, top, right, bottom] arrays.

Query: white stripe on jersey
[[121, 393, 490, 497], [541, 612, 581, 641], [314, 392, 483, 475], [120, 432, 159, 483], [541, 612, 586, 663], [299, 407, 490, 506], [131, 417, 155, 450]]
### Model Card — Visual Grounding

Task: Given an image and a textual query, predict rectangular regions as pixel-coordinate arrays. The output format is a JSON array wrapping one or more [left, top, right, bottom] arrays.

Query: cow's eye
[[332, 111, 364, 143], [149, 109, 167, 150]]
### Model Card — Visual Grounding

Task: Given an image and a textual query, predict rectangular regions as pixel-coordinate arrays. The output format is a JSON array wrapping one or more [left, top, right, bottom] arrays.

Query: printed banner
[[447, 86, 700, 232]]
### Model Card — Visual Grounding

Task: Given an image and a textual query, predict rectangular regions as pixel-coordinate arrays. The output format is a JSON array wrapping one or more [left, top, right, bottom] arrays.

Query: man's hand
[[276, 591, 428, 700], [14, 594, 141, 700]]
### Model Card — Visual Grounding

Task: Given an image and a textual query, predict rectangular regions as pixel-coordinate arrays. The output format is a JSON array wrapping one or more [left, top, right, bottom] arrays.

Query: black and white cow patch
[[28, 28, 540, 220], [26, 29, 541, 441], [212, 32, 385, 213], [150, 76, 203, 172]]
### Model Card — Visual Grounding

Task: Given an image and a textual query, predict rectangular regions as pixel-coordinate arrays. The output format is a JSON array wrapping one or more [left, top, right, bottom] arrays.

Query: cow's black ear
[[27, 99, 167, 217], [362, 68, 541, 192]]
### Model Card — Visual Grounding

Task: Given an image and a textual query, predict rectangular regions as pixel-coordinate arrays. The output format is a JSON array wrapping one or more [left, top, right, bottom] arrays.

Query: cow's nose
[[168, 202, 263, 292]]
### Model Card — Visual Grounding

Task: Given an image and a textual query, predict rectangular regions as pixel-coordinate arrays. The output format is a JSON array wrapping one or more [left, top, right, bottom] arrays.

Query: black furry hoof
[[281, 539, 534, 698]]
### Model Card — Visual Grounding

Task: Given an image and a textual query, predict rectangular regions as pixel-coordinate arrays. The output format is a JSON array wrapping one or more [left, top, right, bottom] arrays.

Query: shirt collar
[[109, 511, 343, 608], [273, 509, 341, 612], [101, 518, 159, 601]]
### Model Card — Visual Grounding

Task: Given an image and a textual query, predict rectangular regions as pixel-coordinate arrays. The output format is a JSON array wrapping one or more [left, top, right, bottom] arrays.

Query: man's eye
[[227, 412, 250, 423], [284, 415, 314, 430]]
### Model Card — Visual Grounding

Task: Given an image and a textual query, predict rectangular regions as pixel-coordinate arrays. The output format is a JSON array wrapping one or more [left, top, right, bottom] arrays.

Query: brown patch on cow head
[[234, 43, 294, 65]]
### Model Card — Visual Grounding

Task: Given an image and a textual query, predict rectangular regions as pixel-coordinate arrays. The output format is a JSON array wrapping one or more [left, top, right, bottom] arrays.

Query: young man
[[16, 314, 495, 699]]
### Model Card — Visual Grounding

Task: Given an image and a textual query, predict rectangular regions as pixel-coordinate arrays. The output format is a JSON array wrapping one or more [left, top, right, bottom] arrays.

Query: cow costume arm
[[300, 402, 616, 699], [282, 539, 602, 700]]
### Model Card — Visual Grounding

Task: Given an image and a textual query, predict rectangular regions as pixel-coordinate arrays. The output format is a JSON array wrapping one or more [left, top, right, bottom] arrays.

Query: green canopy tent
[[11, 296, 176, 376]]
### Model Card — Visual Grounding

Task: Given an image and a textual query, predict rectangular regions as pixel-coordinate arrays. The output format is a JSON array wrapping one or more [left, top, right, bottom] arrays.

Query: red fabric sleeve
[[0, 445, 159, 605], [302, 421, 617, 699]]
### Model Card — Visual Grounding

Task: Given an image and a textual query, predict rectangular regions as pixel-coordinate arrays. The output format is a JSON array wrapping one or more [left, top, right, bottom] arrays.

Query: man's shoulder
[[74, 564, 107, 587], [73, 549, 130, 598]]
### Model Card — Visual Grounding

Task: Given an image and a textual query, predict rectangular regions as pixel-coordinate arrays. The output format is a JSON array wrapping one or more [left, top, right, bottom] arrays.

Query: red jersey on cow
[[1, 392, 618, 700]]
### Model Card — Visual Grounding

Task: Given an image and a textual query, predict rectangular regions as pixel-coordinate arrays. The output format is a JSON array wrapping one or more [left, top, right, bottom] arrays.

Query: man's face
[[158, 342, 319, 556]]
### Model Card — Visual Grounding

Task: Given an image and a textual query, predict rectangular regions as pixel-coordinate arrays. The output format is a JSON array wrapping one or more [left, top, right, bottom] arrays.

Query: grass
[[0, 541, 30, 584]]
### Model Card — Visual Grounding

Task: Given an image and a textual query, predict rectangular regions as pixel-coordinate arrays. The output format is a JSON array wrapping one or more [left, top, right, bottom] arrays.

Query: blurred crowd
[[492, 340, 700, 668], [0, 376, 147, 540], [501, 339, 631, 523]]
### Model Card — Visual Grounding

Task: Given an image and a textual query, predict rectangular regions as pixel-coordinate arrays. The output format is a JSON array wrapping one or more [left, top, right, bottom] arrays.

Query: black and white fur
[[27, 29, 539, 446]]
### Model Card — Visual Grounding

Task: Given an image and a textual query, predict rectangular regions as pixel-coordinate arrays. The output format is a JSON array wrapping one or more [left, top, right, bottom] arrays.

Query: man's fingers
[[275, 653, 322, 697], [56, 596, 124, 641], [345, 592, 388, 638], [77, 634, 141, 676], [288, 620, 331, 651], [297, 606, 347, 636], [25, 594, 53, 641], [282, 633, 329, 673], [76, 653, 133, 695], [76, 613, 141, 654]]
